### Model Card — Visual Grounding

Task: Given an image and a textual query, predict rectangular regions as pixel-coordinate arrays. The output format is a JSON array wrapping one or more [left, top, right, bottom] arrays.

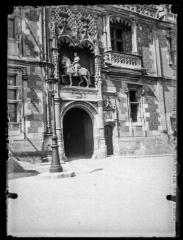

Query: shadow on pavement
[[7, 157, 40, 180], [8, 170, 40, 180]]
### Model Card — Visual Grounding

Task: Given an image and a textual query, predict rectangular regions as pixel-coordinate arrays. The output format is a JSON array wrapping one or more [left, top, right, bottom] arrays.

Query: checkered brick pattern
[[28, 120, 43, 133], [137, 23, 153, 49], [164, 84, 176, 114], [27, 74, 42, 90], [137, 23, 155, 73], [145, 95, 160, 131], [142, 47, 154, 73]]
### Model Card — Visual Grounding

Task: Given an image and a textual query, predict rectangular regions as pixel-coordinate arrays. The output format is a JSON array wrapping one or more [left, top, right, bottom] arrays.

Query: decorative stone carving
[[114, 5, 158, 19], [103, 51, 142, 70], [103, 96, 116, 111], [49, 6, 98, 48], [97, 100, 103, 108], [61, 52, 91, 87]]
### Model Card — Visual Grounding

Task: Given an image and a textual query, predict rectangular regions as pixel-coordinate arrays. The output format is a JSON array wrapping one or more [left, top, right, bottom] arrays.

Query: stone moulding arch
[[61, 101, 98, 124], [78, 40, 95, 52], [58, 35, 75, 47]]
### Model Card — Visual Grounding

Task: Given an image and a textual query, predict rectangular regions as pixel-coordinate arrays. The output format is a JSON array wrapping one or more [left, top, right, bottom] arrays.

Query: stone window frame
[[127, 83, 144, 126], [166, 33, 173, 66], [8, 66, 24, 138], [8, 16, 15, 39], [110, 22, 132, 53]]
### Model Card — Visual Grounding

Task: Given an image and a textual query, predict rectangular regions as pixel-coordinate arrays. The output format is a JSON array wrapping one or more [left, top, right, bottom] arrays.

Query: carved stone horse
[[61, 56, 91, 87]]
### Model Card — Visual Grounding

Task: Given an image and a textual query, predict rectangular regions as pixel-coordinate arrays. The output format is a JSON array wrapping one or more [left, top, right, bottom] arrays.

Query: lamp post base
[[38, 171, 76, 179], [50, 165, 63, 173], [49, 136, 63, 173]]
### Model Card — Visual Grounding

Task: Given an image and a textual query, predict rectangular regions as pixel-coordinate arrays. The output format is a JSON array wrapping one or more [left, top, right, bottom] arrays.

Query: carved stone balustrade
[[165, 12, 177, 23], [114, 5, 158, 19], [103, 51, 142, 70], [113, 5, 177, 22]]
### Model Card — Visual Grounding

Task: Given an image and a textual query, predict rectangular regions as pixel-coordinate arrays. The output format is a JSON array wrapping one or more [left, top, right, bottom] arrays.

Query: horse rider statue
[[61, 52, 91, 87], [73, 52, 81, 76]]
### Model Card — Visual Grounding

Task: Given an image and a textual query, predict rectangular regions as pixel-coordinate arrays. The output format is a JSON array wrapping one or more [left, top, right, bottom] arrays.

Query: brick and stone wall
[[9, 64, 45, 159], [102, 74, 171, 154], [163, 79, 176, 132], [159, 28, 176, 79], [21, 7, 42, 59], [137, 23, 156, 75], [8, 5, 176, 159], [8, 7, 45, 159]]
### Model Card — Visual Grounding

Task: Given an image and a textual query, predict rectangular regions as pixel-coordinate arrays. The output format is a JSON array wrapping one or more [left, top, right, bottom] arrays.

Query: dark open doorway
[[104, 125, 114, 155], [63, 108, 94, 159]]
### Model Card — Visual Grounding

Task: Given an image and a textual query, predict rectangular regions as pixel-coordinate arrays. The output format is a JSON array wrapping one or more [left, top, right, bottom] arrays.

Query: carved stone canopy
[[49, 6, 98, 51], [110, 15, 132, 27]]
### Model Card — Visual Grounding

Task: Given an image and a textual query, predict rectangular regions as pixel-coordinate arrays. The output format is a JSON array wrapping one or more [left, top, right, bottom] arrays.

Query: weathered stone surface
[[7, 5, 176, 160]]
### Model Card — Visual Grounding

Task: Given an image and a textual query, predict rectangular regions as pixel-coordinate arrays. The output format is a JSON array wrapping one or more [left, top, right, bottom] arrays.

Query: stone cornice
[[60, 86, 98, 93], [102, 66, 142, 77], [82, 5, 177, 28], [8, 57, 52, 67]]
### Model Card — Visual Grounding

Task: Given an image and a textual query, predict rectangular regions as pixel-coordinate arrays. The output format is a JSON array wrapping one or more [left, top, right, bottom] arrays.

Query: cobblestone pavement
[[7, 155, 176, 237]]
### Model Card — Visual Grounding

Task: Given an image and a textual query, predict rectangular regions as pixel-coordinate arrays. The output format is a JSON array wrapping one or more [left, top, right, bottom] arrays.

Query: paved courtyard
[[7, 155, 176, 237]]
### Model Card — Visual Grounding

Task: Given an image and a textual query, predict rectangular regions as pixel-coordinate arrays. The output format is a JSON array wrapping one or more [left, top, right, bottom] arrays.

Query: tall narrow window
[[110, 22, 132, 53], [8, 18, 15, 39], [8, 75, 18, 122], [128, 86, 142, 123], [167, 35, 173, 65]]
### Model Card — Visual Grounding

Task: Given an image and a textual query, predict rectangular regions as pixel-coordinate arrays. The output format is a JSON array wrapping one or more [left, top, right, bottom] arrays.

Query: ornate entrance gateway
[[63, 108, 94, 158]]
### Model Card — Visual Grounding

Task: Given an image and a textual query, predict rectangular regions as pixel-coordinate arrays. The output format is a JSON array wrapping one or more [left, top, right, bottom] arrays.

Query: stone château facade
[[8, 5, 177, 162]]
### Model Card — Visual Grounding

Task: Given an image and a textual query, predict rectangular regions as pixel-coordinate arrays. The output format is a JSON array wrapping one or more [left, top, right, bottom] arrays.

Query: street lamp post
[[46, 72, 63, 173]]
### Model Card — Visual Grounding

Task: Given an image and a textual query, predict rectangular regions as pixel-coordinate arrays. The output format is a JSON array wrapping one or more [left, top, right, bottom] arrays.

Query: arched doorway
[[104, 125, 113, 155], [63, 108, 94, 159]]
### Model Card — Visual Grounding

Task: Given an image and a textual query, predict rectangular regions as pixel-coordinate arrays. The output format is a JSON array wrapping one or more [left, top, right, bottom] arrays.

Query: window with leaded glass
[[128, 86, 142, 123], [110, 22, 132, 53], [8, 18, 15, 39], [8, 74, 18, 122], [167, 35, 173, 65], [8, 103, 17, 122]]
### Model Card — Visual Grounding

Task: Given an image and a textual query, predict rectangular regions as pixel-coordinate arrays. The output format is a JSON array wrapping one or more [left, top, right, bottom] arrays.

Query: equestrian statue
[[61, 52, 91, 87]]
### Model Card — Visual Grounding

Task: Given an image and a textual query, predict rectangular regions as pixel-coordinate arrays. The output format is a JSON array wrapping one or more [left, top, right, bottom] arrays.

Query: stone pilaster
[[105, 15, 112, 51], [156, 78, 168, 133], [95, 42, 107, 158], [113, 99, 120, 155], [131, 17, 138, 54], [97, 100, 107, 158], [152, 26, 162, 77], [152, 26, 168, 133]]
